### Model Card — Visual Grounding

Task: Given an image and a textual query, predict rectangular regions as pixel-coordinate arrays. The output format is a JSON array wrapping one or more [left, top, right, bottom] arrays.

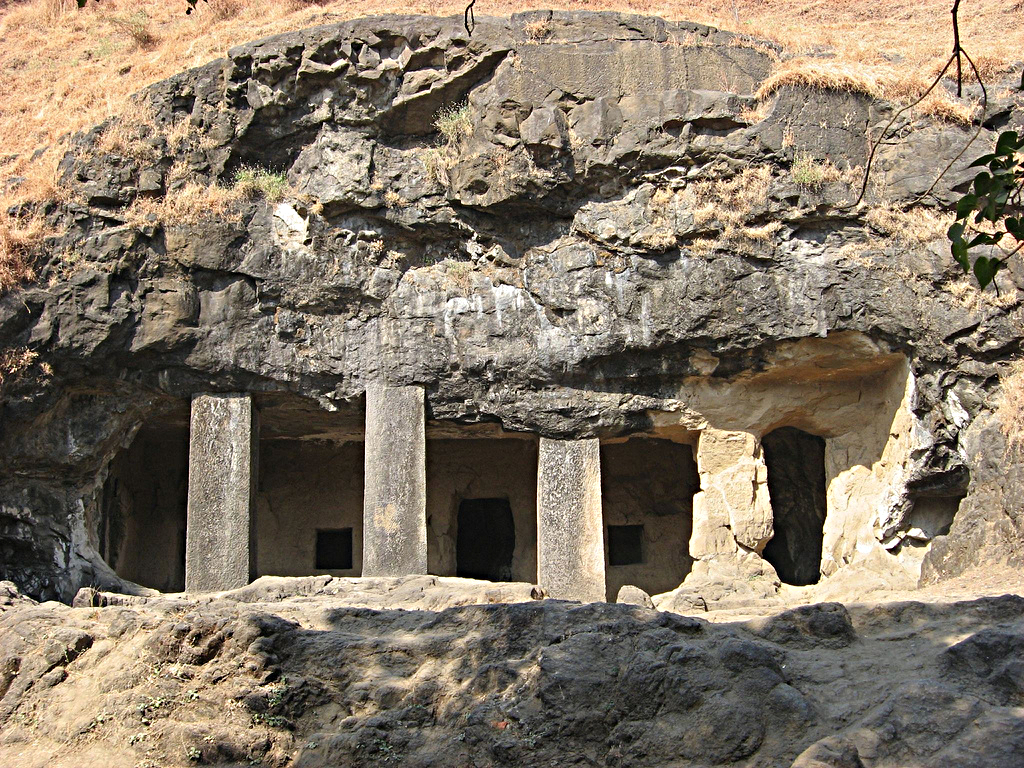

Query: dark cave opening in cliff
[[100, 423, 189, 593], [601, 436, 699, 601], [762, 427, 828, 586], [426, 432, 538, 583]]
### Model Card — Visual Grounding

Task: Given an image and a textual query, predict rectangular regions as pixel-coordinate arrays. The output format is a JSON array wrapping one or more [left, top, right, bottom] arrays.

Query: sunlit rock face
[[1, 10, 1022, 601]]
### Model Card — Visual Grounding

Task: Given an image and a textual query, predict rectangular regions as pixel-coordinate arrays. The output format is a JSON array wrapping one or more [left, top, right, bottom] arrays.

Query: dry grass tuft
[[95, 99, 161, 161], [107, 10, 158, 50], [998, 361, 1024, 456], [0, 215, 43, 292], [690, 165, 773, 230], [790, 153, 842, 190], [757, 58, 882, 100], [523, 18, 551, 40], [233, 165, 289, 202], [122, 164, 287, 228], [0, 346, 39, 390], [123, 181, 244, 228], [685, 165, 779, 254], [865, 206, 952, 247], [756, 57, 983, 125], [383, 189, 406, 209]]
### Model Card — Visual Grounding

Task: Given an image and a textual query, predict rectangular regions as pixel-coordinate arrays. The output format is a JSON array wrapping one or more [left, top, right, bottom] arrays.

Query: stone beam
[[690, 428, 773, 560], [537, 437, 605, 602], [185, 393, 258, 592], [362, 384, 427, 576]]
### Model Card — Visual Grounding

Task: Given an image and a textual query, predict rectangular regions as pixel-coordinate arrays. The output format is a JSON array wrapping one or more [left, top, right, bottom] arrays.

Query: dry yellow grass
[[1, 0, 1018, 175], [0, 345, 49, 392], [0, 0, 1019, 289], [690, 165, 773, 230], [121, 181, 245, 229], [0, 215, 42, 291], [865, 206, 953, 247]]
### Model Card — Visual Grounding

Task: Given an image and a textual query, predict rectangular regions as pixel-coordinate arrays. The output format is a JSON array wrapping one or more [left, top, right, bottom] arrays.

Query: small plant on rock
[[791, 153, 840, 190], [434, 103, 473, 150], [424, 103, 474, 188], [233, 166, 289, 203]]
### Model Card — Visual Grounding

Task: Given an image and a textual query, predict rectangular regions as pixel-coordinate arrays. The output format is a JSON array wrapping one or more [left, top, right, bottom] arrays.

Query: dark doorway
[[762, 427, 827, 586], [456, 498, 516, 581], [600, 437, 698, 601]]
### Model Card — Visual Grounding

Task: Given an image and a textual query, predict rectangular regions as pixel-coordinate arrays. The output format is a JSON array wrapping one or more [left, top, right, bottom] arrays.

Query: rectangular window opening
[[315, 528, 353, 570], [608, 524, 644, 566]]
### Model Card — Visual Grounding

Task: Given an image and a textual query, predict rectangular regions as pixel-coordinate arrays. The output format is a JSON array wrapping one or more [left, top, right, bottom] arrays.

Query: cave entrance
[[762, 427, 827, 586], [456, 498, 516, 581], [426, 432, 538, 583], [100, 421, 189, 592], [601, 436, 699, 601], [256, 438, 364, 577]]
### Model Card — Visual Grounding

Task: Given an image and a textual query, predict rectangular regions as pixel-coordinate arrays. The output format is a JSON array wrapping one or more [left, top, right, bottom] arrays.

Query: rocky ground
[[2, 573, 1023, 768]]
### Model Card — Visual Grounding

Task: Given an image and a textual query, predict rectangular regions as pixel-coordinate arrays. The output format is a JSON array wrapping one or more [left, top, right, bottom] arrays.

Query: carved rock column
[[690, 428, 773, 559], [185, 393, 258, 592], [537, 437, 605, 602], [362, 384, 427, 576]]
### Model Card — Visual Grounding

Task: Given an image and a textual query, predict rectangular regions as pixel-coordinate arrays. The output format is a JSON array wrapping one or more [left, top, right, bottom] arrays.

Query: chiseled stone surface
[[185, 394, 257, 592], [537, 437, 605, 602], [362, 384, 427, 577]]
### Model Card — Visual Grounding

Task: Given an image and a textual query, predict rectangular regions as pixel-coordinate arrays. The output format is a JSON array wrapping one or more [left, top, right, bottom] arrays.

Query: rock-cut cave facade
[[2, 11, 1018, 604]]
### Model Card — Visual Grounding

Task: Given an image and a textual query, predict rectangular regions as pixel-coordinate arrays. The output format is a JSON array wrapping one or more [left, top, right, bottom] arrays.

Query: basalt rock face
[[1, 11, 1023, 599]]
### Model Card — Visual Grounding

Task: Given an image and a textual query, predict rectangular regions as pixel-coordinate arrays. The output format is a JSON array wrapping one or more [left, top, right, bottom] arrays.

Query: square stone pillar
[[690, 428, 773, 560], [362, 384, 427, 576], [537, 437, 605, 602], [185, 393, 258, 592]]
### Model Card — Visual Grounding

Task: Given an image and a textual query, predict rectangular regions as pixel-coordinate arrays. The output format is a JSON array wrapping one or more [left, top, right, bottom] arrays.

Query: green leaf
[[956, 193, 978, 219], [983, 196, 1000, 222], [1007, 217, 1024, 239], [973, 256, 1003, 289], [969, 153, 997, 168], [974, 173, 992, 195], [948, 222, 965, 241], [951, 238, 970, 273], [997, 132, 1020, 156]]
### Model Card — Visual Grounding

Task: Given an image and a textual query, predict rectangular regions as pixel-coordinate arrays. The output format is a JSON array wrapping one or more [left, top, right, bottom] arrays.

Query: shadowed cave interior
[[761, 426, 828, 586], [93, 415, 896, 595]]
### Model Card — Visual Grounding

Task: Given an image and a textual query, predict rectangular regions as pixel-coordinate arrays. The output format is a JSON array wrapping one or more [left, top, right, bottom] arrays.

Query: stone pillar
[[537, 437, 605, 602], [185, 393, 257, 592], [362, 384, 427, 576], [690, 428, 773, 559]]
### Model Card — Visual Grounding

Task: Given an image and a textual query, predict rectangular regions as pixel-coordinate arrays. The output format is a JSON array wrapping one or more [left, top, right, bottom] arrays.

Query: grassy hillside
[[0, 0, 1020, 288]]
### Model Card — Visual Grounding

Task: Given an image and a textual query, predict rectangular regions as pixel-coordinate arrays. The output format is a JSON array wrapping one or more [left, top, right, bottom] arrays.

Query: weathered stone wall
[[100, 424, 189, 592], [0, 10, 1021, 599], [600, 437, 698, 600], [256, 439, 365, 578]]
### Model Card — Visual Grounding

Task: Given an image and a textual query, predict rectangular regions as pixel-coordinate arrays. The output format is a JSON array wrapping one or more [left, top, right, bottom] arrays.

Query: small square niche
[[315, 528, 353, 570], [608, 524, 644, 566]]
